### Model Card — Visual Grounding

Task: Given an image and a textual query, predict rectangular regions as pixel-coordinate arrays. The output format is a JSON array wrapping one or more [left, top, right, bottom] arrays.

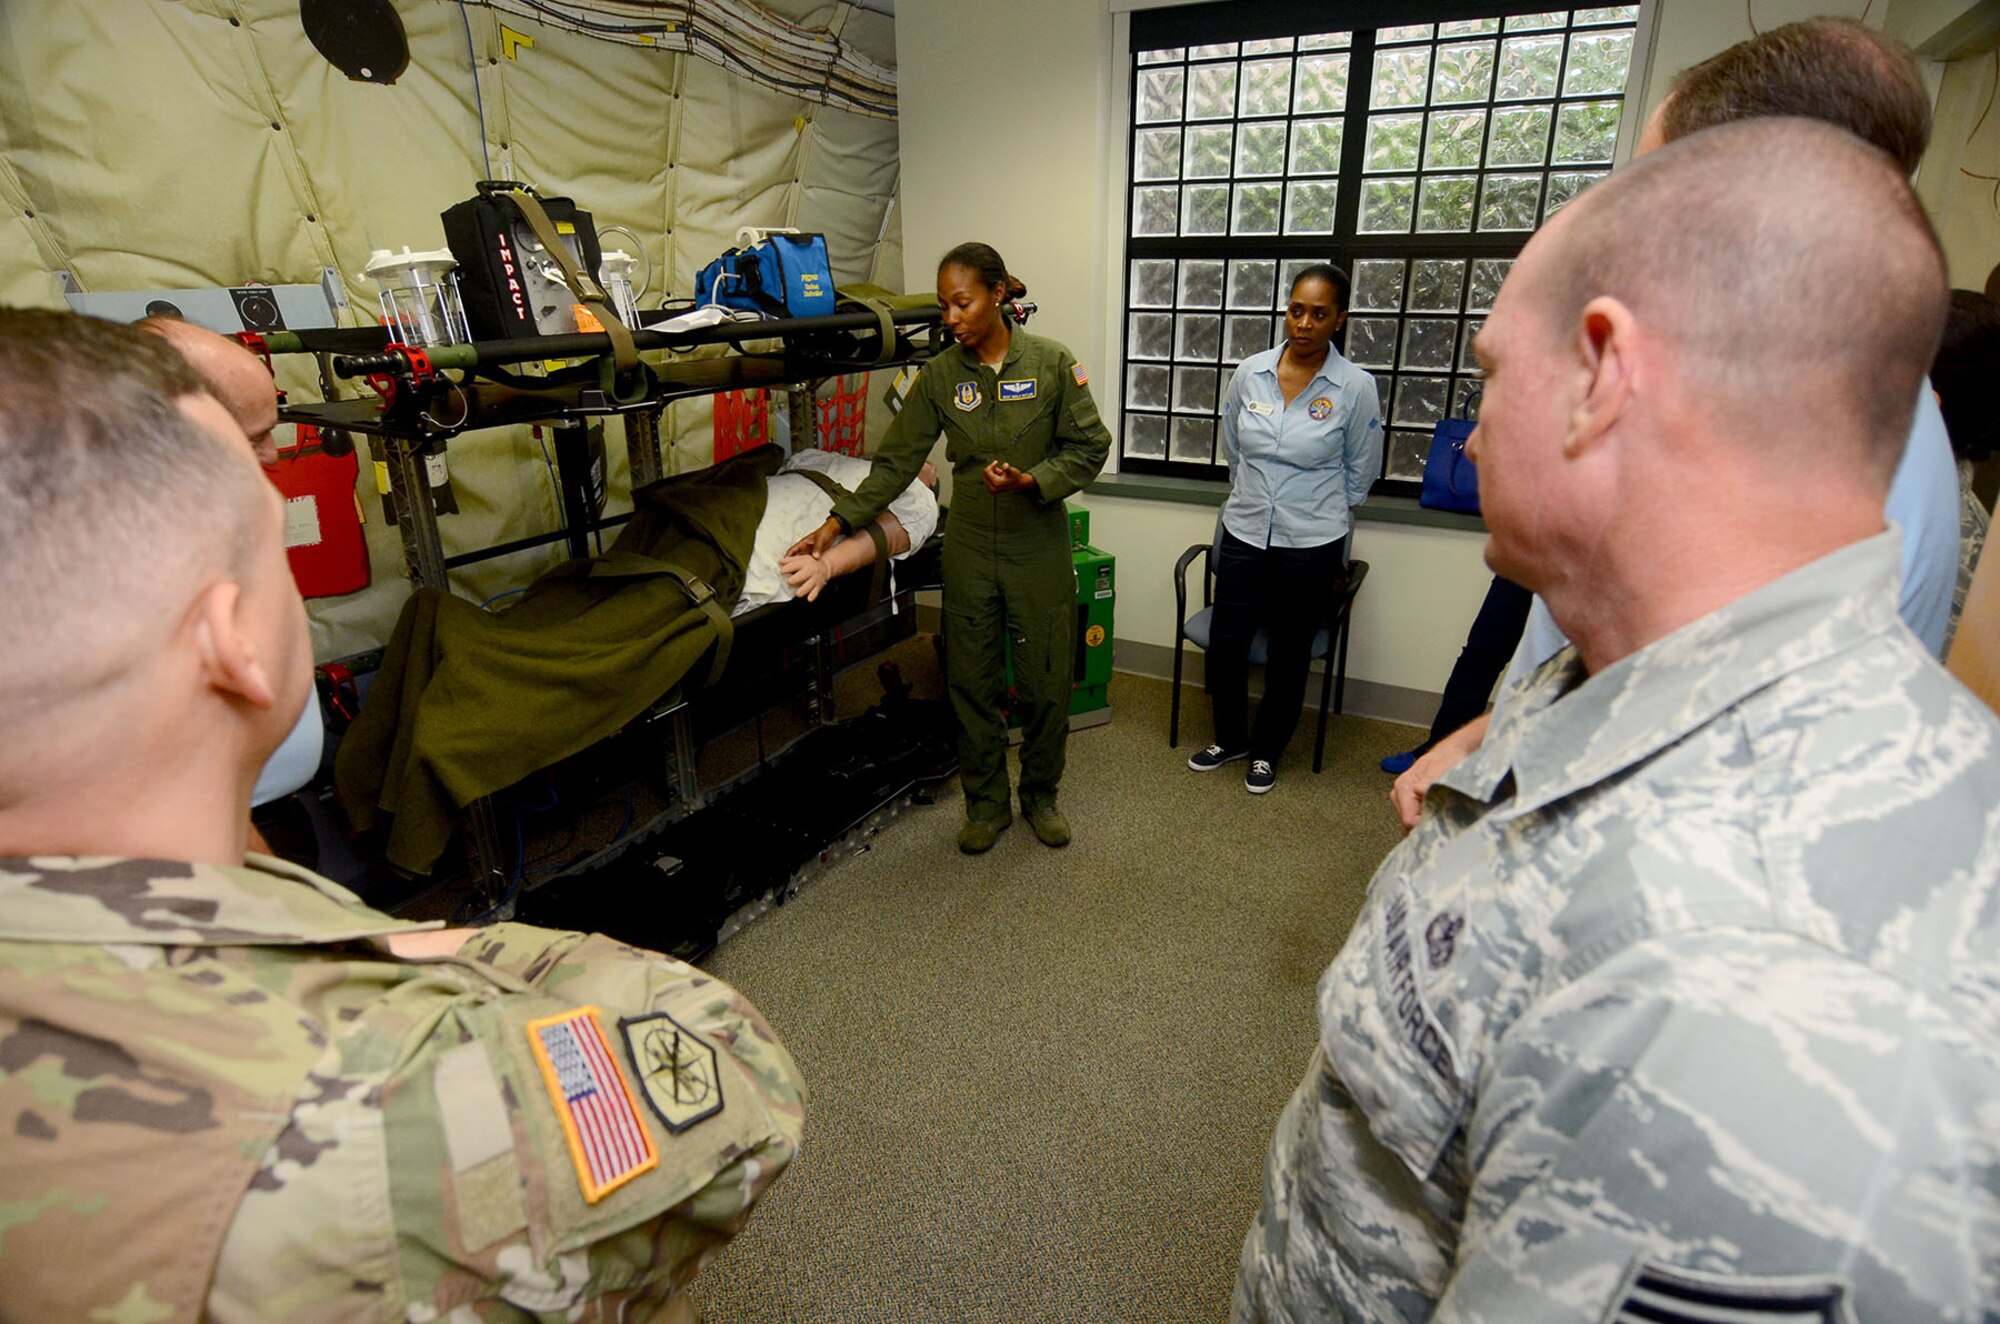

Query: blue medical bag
[[695, 231, 837, 318]]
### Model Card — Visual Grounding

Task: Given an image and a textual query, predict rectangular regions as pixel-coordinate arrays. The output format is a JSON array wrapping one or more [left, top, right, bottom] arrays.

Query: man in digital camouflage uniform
[[1236, 121, 2000, 1321], [0, 308, 804, 1321]]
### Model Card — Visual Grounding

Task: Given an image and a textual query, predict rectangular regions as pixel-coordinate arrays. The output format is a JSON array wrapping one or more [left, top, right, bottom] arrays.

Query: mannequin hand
[[780, 551, 834, 602], [786, 516, 843, 559]]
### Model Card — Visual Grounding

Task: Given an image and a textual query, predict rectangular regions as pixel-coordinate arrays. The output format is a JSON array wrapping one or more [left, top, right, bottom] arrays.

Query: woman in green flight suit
[[790, 243, 1111, 854]]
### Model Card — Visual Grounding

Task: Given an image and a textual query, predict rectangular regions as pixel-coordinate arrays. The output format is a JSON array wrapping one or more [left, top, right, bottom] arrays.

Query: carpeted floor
[[688, 666, 1419, 1323]]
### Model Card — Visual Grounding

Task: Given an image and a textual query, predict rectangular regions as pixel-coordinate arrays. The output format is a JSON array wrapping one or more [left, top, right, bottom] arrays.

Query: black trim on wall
[[1133, 0, 1552, 48]]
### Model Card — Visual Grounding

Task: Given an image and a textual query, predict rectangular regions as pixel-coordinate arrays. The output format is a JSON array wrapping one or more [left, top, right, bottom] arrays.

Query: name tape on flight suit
[[998, 379, 1037, 401]]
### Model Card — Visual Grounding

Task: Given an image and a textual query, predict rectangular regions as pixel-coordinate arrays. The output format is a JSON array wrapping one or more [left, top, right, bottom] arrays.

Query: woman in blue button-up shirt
[[1187, 265, 1383, 793]]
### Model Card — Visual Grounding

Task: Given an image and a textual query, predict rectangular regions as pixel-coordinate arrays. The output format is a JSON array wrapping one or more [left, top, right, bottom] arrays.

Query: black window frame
[[1119, 0, 1642, 495]]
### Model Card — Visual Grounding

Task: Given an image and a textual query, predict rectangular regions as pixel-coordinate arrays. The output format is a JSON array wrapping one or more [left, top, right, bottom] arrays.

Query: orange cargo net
[[713, 388, 771, 462], [816, 374, 867, 455]]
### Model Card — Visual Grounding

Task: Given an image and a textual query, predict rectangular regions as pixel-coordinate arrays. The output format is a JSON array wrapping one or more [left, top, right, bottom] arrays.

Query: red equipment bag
[[266, 423, 370, 598]]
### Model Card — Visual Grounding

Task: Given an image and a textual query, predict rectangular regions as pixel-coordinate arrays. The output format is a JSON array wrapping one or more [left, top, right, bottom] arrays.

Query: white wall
[[894, 0, 1993, 711], [896, 1, 1117, 375]]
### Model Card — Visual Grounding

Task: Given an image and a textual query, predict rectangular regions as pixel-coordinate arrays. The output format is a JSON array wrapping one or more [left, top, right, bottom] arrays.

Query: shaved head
[[1534, 118, 1946, 482], [138, 316, 281, 464], [0, 309, 269, 726]]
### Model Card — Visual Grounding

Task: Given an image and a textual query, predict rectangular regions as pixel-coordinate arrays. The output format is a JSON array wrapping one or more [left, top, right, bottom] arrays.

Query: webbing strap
[[652, 561, 734, 686], [857, 297, 895, 363], [834, 287, 904, 363], [787, 464, 890, 607], [787, 464, 854, 505], [861, 518, 891, 607], [502, 190, 638, 373]]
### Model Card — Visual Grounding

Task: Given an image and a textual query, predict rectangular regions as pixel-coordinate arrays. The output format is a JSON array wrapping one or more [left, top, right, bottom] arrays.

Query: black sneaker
[[1187, 744, 1248, 772], [1245, 759, 1277, 794]]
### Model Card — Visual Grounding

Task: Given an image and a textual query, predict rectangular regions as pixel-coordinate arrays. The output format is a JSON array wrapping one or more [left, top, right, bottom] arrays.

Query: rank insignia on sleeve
[[954, 381, 983, 412], [998, 378, 1038, 401], [620, 1012, 725, 1134], [526, 1007, 659, 1202], [1602, 1257, 1856, 1323], [1071, 363, 1089, 386]]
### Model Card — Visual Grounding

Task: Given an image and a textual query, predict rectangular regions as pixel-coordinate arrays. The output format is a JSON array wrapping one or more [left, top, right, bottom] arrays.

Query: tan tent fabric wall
[[0, 0, 900, 660]]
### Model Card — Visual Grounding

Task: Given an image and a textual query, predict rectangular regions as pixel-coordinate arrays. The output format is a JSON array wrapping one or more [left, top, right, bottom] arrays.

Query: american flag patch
[[1071, 362, 1089, 386], [526, 1007, 658, 1202]]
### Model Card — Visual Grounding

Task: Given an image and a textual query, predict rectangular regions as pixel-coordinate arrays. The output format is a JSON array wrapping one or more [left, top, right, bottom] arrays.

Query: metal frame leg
[[663, 706, 702, 812], [550, 422, 598, 561], [626, 407, 665, 488], [383, 436, 450, 591], [464, 797, 512, 913], [786, 382, 818, 450]]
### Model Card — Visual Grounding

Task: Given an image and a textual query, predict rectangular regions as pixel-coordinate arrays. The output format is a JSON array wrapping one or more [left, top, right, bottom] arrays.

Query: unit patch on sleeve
[[954, 380, 983, 412], [1071, 362, 1090, 386], [526, 1006, 659, 1202], [620, 1011, 726, 1134], [998, 378, 1038, 402]]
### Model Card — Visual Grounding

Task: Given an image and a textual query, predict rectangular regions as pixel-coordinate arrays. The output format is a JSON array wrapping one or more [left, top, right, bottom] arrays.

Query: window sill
[[1086, 472, 1487, 533]]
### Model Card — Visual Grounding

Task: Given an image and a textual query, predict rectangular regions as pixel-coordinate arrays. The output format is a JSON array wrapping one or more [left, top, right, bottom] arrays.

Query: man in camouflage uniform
[[1236, 122, 2000, 1321], [0, 309, 804, 1321]]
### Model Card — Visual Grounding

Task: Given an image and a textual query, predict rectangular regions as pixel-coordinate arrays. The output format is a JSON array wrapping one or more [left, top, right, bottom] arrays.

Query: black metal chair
[[1169, 525, 1369, 774]]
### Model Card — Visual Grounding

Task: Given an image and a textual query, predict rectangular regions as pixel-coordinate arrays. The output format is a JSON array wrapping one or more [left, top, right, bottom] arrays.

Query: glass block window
[[1122, 3, 1641, 484]]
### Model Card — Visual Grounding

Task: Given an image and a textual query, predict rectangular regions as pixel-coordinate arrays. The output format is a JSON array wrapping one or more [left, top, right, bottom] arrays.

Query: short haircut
[[0, 309, 264, 712], [1540, 119, 1947, 482], [1660, 18, 1931, 175], [1288, 263, 1352, 314]]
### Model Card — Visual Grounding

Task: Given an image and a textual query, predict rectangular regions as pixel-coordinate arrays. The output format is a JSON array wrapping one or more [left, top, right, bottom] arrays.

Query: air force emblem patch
[[998, 378, 1038, 401], [954, 381, 982, 412], [620, 1012, 724, 1134], [1425, 912, 1463, 969]]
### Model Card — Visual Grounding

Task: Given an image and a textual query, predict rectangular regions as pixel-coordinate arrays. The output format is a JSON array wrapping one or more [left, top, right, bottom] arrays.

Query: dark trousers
[[1207, 530, 1347, 762], [1420, 574, 1532, 750]]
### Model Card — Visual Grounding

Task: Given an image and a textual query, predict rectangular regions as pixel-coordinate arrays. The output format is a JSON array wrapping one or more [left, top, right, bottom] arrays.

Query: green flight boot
[[958, 809, 1012, 855], [1022, 802, 1071, 848]]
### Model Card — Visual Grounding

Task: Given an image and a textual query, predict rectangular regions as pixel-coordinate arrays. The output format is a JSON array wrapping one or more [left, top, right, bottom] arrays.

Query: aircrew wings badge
[[526, 1007, 659, 1202], [620, 1011, 725, 1134], [954, 381, 982, 411], [1071, 363, 1089, 386]]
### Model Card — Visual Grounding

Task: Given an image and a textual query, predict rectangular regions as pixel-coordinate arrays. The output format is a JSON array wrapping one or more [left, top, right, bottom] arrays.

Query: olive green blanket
[[335, 445, 786, 875]]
